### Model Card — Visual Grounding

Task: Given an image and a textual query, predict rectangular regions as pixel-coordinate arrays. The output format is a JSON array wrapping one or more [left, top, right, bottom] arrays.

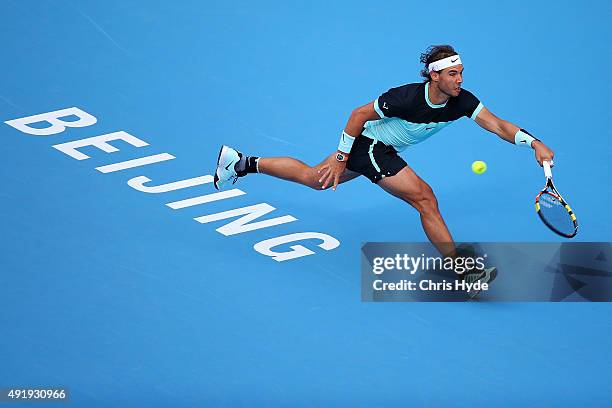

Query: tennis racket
[[535, 160, 578, 238]]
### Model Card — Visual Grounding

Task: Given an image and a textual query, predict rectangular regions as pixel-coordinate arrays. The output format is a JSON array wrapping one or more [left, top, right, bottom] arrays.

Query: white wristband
[[338, 131, 356, 153], [514, 129, 537, 148]]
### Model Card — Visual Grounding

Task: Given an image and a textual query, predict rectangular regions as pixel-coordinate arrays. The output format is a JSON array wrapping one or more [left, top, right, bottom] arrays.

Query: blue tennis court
[[2, 0, 611, 406]]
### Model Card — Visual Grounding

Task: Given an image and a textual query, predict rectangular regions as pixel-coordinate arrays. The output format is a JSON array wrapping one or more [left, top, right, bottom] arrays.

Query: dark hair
[[420, 45, 458, 82]]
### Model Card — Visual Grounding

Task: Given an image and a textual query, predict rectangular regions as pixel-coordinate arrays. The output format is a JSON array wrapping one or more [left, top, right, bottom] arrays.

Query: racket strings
[[537, 192, 576, 236]]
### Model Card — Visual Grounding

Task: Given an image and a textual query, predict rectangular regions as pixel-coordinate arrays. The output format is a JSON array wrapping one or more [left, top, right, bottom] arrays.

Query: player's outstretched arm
[[474, 107, 554, 165]]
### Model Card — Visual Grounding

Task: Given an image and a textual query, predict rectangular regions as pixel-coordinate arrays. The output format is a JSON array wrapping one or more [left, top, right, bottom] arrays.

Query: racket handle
[[543, 160, 553, 179]]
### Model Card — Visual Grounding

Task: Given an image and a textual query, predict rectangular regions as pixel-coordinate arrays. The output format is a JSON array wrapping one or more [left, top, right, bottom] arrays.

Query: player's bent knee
[[404, 183, 439, 214], [419, 196, 439, 215], [424, 186, 438, 205], [421, 191, 440, 214]]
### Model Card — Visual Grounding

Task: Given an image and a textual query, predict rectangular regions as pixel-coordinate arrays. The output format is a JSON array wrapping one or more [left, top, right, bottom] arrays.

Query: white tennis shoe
[[213, 145, 241, 190]]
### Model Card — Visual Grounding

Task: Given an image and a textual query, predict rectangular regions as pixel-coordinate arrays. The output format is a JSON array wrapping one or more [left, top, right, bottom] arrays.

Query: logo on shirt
[[382, 102, 388, 110]]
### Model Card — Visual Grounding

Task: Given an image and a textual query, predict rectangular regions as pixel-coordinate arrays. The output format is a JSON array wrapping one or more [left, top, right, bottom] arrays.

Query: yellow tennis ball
[[471, 160, 487, 174]]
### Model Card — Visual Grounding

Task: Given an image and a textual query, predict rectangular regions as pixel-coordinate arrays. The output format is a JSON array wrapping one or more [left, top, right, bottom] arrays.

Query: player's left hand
[[533, 141, 554, 166]]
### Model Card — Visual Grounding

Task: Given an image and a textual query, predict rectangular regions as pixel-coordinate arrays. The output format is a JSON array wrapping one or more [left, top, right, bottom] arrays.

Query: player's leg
[[378, 166, 455, 257], [339, 136, 455, 256], [258, 154, 360, 189], [213, 145, 359, 190], [378, 164, 498, 296]]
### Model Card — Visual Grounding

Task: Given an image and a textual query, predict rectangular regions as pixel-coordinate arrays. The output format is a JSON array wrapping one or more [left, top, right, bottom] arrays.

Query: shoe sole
[[213, 145, 228, 190]]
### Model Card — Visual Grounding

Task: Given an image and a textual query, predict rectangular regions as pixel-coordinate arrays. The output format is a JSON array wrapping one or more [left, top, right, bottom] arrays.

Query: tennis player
[[213, 45, 554, 290]]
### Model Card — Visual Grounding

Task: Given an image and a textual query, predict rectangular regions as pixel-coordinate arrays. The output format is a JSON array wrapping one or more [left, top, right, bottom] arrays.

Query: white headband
[[428, 55, 462, 72]]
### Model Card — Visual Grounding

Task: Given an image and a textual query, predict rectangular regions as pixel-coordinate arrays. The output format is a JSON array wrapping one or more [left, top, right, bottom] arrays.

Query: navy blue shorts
[[346, 136, 407, 183]]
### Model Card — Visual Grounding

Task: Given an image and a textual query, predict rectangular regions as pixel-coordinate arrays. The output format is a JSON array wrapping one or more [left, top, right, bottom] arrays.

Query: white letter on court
[[194, 203, 297, 235], [52, 131, 149, 160], [4, 107, 97, 136], [96, 153, 175, 173], [167, 190, 245, 209], [128, 175, 214, 193], [253, 232, 340, 262]]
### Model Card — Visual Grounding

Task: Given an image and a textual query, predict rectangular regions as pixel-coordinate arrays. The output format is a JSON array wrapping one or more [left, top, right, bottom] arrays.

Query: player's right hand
[[317, 157, 347, 191], [533, 140, 554, 166]]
